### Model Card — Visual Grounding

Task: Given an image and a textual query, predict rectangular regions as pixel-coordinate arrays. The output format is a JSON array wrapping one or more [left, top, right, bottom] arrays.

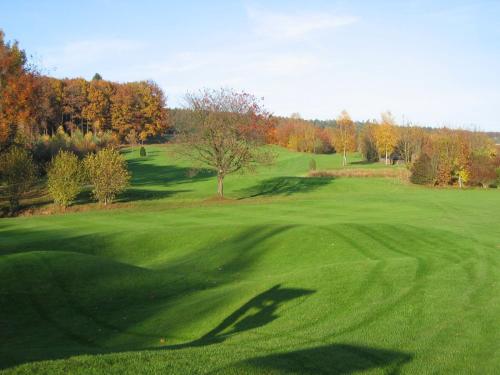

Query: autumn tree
[[62, 78, 88, 133], [469, 155, 497, 188], [275, 117, 332, 154], [397, 125, 426, 166], [454, 131, 472, 188], [0, 30, 38, 147], [175, 88, 274, 198], [374, 112, 399, 165], [359, 121, 379, 162], [111, 81, 168, 142], [82, 79, 113, 133], [332, 110, 356, 166], [34, 77, 64, 135]]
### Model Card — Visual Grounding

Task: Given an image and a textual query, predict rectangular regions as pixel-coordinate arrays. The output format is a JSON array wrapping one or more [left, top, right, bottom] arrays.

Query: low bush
[[32, 128, 119, 170], [140, 146, 147, 157]]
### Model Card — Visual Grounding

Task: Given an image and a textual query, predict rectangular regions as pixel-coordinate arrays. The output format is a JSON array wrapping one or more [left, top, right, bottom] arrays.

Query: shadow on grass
[[0, 224, 301, 369], [118, 188, 191, 202], [171, 284, 314, 348], [126, 158, 215, 188], [241, 344, 412, 374], [350, 160, 377, 165], [238, 176, 334, 199]]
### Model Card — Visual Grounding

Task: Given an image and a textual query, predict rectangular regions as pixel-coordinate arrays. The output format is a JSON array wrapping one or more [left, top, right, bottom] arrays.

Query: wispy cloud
[[247, 6, 358, 40]]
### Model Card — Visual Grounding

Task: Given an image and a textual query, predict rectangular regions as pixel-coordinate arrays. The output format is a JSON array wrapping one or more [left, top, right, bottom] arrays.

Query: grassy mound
[[1, 146, 499, 374]]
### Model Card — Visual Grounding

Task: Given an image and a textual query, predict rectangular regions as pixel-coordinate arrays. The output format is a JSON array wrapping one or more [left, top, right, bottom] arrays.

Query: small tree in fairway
[[47, 150, 84, 208], [85, 148, 130, 205], [175, 88, 274, 198], [0, 146, 37, 213]]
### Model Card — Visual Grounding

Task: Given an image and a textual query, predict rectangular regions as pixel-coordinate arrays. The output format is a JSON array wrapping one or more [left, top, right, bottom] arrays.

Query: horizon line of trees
[[0, 30, 169, 153]]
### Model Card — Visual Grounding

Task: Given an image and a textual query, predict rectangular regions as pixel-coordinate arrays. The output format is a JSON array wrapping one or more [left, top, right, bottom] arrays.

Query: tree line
[[172, 104, 499, 189], [0, 30, 168, 152]]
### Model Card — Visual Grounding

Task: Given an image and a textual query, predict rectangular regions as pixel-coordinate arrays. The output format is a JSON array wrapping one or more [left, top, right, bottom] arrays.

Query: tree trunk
[[385, 148, 389, 165], [458, 174, 463, 188], [343, 148, 347, 167], [217, 173, 224, 198]]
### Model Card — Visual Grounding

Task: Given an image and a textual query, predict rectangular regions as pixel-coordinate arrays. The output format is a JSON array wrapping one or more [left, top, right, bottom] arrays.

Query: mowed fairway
[[1, 146, 499, 374]]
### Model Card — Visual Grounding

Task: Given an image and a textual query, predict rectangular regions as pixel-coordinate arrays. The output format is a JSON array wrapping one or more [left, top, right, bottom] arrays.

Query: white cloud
[[247, 6, 358, 40]]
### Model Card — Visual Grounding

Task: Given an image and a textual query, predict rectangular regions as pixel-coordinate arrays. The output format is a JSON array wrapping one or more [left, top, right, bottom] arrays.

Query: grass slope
[[1, 146, 499, 374]]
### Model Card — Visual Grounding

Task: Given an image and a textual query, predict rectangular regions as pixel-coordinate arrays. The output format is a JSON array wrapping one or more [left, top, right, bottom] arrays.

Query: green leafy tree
[[84, 148, 130, 205], [0, 146, 37, 212], [47, 150, 84, 208]]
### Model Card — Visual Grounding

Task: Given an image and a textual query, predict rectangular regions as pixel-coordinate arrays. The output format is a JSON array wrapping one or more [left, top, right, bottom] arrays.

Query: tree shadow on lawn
[[126, 158, 215, 188], [169, 284, 314, 349], [240, 343, 412, 374], [0, 224, 306, 369], [118, 188, 191, 203], [349, 160, 378, 165], [238, 176, 334, 199]]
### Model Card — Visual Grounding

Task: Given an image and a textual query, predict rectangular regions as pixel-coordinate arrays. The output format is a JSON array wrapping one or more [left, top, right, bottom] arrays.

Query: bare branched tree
[[175, 88, 275, 198]]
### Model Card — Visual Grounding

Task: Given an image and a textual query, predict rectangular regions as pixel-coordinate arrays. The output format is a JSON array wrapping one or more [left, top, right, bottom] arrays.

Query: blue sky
[[1, 0, 500, 130]]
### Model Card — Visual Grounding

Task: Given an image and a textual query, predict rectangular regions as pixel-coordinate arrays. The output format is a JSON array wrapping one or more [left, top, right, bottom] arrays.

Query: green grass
[[1, 145, 499, 374]]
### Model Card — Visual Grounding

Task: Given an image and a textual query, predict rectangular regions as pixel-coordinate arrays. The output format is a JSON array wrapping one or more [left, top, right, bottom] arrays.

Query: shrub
[[47, 151, 84, 208], [0, 147, 37, 212], [410, 153, 434, 185], [85, 148, 130, 205], [32, 129, 119, 170], [140, 146, 147, 157], [309, 158, 316, 171], [96, 131, 119, 149]]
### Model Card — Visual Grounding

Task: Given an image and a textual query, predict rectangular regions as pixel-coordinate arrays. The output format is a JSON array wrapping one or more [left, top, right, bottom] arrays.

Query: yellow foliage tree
[[332, 110, 357, 166], [374, 112, 398, 165]]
